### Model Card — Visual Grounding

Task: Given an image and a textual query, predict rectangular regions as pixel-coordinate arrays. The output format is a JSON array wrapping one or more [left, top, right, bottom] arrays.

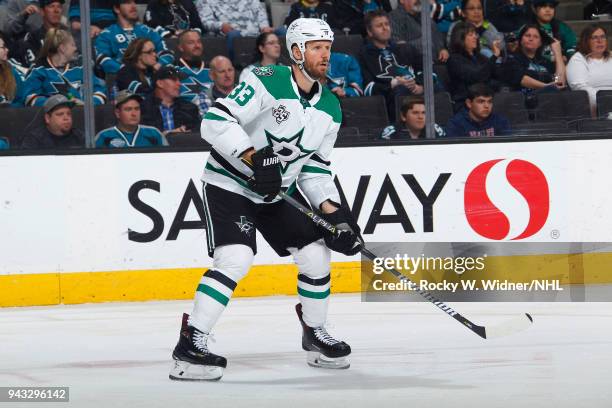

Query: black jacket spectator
[[12, 26, 46, 67], [358, 41, 422, 97], [447, 52, 499, 106], [498, 51, 554, 90], [116, 64, 155, 95], [331, 0, 391, 35], [284, 1, 337, 27], [21, 126, 84, 149], [144, 0, 204, 37], [141, 94, 200, 132], [487, 0, 533, 34]]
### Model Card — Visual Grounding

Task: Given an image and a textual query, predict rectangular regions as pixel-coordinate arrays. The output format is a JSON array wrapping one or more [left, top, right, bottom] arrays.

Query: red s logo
[[464, 159, 549, 240]]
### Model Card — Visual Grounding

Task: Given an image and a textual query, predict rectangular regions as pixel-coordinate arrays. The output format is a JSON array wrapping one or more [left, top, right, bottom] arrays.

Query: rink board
[[2, 139, 612, 306]]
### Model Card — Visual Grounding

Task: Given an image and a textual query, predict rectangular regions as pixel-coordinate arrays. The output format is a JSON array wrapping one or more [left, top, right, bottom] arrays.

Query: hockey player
[[95, 0, 174, 76], [169, 18, 363, 381]]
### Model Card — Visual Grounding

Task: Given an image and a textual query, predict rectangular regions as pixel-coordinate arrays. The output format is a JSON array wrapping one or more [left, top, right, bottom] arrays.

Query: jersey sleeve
[[298, 121, 341, 209], [200, 71, 264, 158], [22, 67, 46, 107], [95, 30, 121, 74]]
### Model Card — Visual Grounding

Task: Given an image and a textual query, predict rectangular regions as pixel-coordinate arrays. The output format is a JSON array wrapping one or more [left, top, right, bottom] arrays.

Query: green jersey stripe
[[302, 165, 332, 175], [204, 111, 228, 121], [197, 284, 230, 306], [297, 287, 331, 299]]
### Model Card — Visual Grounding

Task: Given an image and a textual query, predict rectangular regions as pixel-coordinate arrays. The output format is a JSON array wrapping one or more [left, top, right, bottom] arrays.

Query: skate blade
[[306, 351, 350, 369], [169, 360, 224, 381]]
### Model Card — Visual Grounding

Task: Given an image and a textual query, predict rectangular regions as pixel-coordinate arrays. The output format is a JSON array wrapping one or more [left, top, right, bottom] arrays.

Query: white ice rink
[[1, 294, 611, 408]]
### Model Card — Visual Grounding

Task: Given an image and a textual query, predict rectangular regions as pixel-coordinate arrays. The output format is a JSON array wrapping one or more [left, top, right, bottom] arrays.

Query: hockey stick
[[277, 191, 534, 339]]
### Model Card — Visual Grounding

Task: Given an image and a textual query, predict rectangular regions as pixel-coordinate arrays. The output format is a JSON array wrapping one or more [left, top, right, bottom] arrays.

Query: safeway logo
[[464, 159, 550, 240]]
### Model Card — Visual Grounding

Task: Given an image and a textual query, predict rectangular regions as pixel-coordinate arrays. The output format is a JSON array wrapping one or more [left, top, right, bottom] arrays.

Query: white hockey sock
[[291, 240, 331, 328], [189, 245, 253, 332]]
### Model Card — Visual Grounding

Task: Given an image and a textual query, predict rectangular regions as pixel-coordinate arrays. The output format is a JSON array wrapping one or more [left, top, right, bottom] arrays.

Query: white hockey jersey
[[200, 65, 342, 206]]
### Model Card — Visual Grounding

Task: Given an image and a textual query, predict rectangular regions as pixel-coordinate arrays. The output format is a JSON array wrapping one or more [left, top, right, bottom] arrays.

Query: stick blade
[[483, 313, 534, 339]]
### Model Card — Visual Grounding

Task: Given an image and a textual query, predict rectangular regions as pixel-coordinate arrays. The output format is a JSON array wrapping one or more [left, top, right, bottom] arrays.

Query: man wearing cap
[[21, 94, 84, 149], [95, 90, 167, 148], [95, 0, 174, 76], [141, 65, 199, 135], [8, 0, 65, 67]]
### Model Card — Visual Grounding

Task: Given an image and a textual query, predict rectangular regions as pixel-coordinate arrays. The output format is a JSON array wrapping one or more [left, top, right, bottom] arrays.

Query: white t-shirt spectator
[[567, 51, 612, 117]]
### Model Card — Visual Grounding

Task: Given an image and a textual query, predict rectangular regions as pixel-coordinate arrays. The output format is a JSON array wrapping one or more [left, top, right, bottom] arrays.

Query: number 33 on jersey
[[200, 65, 343, 207]]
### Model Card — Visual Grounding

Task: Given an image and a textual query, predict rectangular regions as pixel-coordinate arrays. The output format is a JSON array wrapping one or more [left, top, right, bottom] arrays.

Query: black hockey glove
[[246, 146, 282, 201], [322, 206, 363, 256]]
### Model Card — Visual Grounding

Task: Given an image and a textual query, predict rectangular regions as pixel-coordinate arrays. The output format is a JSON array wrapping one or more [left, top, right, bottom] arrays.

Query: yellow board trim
[[1, 252, 612, 307]]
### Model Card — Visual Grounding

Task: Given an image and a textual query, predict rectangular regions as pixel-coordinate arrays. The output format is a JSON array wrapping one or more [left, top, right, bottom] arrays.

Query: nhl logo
[[272, 105, 290, 124]]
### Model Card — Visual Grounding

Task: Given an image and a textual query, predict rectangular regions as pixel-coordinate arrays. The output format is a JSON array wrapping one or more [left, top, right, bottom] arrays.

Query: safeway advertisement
[[1, 139, 610, 275]]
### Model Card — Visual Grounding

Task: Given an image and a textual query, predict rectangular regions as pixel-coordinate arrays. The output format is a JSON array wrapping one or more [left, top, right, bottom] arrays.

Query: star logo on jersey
[[51, 76, 80, 97], [272, 105, 290, 124], [235, 216, 254, 236], [265, 128, 315, 174]]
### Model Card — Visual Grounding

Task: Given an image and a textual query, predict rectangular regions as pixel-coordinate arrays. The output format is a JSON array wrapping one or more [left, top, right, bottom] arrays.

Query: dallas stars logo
[[265, 128, 314, 174], [235, 216, 254, 236]]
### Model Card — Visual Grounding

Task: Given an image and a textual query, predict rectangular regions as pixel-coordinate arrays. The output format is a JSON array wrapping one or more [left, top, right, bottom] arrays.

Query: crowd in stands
[[0, 0, 610, 151]]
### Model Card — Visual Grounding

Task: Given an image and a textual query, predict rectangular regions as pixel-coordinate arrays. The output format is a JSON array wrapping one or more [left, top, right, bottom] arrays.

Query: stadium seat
[[0, 106, 43, 147], [72, 105, 117, 134], [233, 37, 257, 69], [340, 95, 389, 131], [167, 131, 211, 147], [511, 121, 571, 136], [202, 37, 229, 64], [596, 90, 612, 118], [332, 35, 364, 56], [566, 20, 612, 39], [136, 4, 147, 22], [533, 90, 591, 122], [576, 119, 612, 133], [433, 63, 450, 94], [556, 2, 584, 20], [493, 91, 530, 125], [270, 2, 291, 28], [165, 37, 179, 54]]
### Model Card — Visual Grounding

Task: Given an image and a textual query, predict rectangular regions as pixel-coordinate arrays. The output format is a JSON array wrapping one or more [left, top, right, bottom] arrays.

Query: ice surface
[[1, 295, 611, 408]]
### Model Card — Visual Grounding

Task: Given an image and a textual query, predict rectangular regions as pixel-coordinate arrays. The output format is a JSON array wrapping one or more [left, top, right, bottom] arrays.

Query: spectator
[[23, 28, 107, 106], [567, 24, 612, 117], [448, 0, 505, 59], [96, 90, 168, 147], [141, 65, 200, 135], [488, 0, 532, 34], [144, 0, 204, 38], [239, 32, 282, 83], [584, 0, 612, 20], [207, 55, 236, 101], [447, 21, 501, 109], [446, 83, 510, 137], [10, 0, 65, 67], [431, 0, 462, 34], [95, 0, 174, 76], [21, 94, 84, 149], [69, 0, 117, 38], [389, 0, 449, 63], [195, 0, 282, 56], [499, 23, 565, 92], [326, 52, 363, 98], [331, 0, 391, 35], [175, 29, 212, 118], [284, 0, 336, 27], [116, 38, 157, 95], [4, 0, 43, 39], [380, 95, 446, 139], [531, 0, 576, 63], [0, 32, 26, 106], [358, 10, 423, 122]]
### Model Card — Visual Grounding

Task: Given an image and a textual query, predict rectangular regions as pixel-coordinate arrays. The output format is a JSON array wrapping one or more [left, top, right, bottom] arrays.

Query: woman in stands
[[144, 0, 204, 38], [238, 32, 282, 83], [0, 32, 26, 107], [447, 22, 502, 110], [531, 0, 577, 62], [116, 38, 159, 96], [499, 23, 566, 92], [567, 24, 612, 117], [22, 28, 107, 107], [447, 0, 505, 58]]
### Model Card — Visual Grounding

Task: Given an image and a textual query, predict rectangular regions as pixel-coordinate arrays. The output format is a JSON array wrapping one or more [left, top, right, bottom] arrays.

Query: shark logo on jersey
[[265, 128, 315, 174], [235, 216, 254, 236], [51, 76, 81, 96], [272, 105, 290, 124]]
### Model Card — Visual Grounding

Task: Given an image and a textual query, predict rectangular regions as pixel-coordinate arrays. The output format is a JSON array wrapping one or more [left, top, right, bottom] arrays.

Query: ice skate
[[295, 304, 351, 369], [169, 313, 227, 381]]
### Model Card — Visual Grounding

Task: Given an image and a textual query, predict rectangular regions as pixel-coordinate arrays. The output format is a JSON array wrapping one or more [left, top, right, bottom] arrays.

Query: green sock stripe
[[197, 284, 230, 306], [297, 287, 331, 299]]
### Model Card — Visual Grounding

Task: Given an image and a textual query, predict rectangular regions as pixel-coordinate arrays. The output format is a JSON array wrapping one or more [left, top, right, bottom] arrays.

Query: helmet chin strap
[[298, 62, 318, 84]]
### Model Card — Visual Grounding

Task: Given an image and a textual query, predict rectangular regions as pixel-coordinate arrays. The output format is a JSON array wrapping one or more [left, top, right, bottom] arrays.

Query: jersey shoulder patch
[[251, 65, 297, 101]]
